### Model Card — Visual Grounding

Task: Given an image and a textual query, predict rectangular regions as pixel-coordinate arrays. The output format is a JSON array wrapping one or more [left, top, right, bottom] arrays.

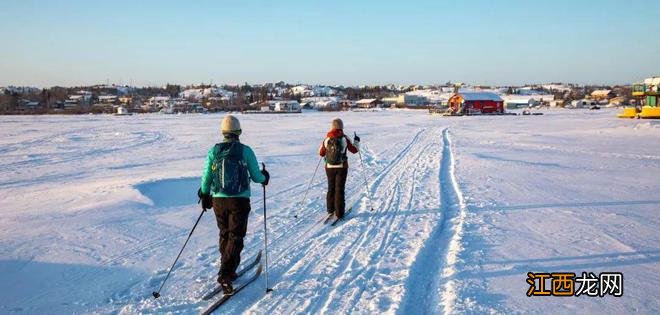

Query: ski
[[330, 207, 353, 226], [201, 263, 263, 315], [201, 250, 262, 301]]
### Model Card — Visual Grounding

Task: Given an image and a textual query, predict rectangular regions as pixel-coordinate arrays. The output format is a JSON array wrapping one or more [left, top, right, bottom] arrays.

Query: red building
[[448, 92, 504, 114]]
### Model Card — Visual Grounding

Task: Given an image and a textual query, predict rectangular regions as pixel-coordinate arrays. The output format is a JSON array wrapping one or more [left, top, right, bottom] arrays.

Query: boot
[[221, 279, 234, 296]]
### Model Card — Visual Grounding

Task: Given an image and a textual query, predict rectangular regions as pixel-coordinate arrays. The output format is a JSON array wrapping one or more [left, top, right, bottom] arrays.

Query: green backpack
[[326, 135, 345, 165], [211, 142, 250, 195]]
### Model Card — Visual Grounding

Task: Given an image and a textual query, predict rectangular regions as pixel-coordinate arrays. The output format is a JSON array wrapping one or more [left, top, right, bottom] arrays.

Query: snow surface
[[0, 109, 658, 314]]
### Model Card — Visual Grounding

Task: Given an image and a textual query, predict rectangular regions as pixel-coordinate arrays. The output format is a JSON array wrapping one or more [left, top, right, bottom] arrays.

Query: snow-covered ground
[[0, 109, 658, 314]]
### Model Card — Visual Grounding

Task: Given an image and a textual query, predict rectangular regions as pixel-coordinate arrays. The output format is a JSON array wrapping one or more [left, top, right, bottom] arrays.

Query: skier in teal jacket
[[198, 115, 269, 295]]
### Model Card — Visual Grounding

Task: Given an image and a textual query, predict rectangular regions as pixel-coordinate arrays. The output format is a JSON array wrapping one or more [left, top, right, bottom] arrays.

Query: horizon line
[[1, 79, 642, 90]]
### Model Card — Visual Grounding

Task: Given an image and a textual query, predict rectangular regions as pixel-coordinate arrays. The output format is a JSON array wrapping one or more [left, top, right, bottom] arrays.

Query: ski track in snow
[[398, 128, 467, 315], [438, 129, 467, 314]]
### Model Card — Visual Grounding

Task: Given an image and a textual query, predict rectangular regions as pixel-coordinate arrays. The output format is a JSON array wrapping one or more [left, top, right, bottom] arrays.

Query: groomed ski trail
[[243, 127, 447, 314], [438, 129, 468, 314], [399, 128, 468, 314]]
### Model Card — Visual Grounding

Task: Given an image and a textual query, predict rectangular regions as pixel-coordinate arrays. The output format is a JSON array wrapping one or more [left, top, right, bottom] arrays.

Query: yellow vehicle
[[619, 76, 660, 119]]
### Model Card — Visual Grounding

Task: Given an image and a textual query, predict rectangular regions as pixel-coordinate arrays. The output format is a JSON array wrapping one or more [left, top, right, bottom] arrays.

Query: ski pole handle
[[353, 131, 361, 143], [261, 162, 269, 187]]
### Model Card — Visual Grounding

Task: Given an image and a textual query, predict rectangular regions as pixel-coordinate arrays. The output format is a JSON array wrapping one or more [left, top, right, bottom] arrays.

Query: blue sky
[[1, 0, 658, 87]]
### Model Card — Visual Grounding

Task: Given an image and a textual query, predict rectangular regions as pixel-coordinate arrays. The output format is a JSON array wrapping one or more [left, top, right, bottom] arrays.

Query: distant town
[[0, 81, 638, 115]]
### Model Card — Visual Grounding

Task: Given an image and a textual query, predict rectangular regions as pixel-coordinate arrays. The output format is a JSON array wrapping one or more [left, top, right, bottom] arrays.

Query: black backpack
[[211, 142, 250, 195], [325, 136, 345, 165]]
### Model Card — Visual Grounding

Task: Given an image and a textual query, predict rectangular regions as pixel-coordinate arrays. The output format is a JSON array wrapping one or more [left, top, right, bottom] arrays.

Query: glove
[[353, 133, 360, 143], [197, 188, 213, 210], [261, 169, 270, 186]]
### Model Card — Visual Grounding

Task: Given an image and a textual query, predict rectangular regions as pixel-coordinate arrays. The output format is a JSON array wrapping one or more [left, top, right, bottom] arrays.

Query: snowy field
[[0, 109, 658, 314]]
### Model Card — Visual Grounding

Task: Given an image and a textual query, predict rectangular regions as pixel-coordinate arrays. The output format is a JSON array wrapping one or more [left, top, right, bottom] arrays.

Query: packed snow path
[[0, 110, 658, 314], [248, 126, 448, 314], [400, 128, 467, 314]]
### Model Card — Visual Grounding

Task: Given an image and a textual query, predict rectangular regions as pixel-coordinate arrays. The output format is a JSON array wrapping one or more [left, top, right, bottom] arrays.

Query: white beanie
[[221, 115, 241, 135], [331, 118, 343, 130]]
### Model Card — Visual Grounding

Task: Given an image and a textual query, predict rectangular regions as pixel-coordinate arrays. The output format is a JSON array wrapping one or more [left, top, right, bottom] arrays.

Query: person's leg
[[224, 197, 251, 280], [334, 168, 348, 218], [213, 198, 230, 282], [325, 167, 336, 214]]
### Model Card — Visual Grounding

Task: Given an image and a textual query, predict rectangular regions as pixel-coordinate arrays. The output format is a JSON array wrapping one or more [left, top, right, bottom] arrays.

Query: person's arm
[[318, 138, 327, 156], [200, 147, 215, 194], [346, 137, 359, 154], [244, 145, 267, 184]]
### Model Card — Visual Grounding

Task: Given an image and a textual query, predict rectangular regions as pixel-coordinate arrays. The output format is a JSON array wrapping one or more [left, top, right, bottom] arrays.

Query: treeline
[[0, 82, 634, 115]]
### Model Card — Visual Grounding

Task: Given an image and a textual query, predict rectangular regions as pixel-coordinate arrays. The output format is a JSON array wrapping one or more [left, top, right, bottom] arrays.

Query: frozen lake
[[0, 109, 658, 314]]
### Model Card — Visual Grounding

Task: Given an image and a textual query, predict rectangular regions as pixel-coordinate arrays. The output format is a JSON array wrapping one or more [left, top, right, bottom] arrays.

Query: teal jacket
[[200, 140, 266, 198]]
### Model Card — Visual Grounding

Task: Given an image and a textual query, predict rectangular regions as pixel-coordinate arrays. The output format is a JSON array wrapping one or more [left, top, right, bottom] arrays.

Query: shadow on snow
[[135, 177, 200, 208], [0, 259, 146, 314]]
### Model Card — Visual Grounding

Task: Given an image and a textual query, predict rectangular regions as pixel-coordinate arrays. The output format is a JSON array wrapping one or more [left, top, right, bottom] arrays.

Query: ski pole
[[262, 163, 273, 293], [356, 132, 374, 211], [294, 156, 323, 218], [152, 207, 206, 299]]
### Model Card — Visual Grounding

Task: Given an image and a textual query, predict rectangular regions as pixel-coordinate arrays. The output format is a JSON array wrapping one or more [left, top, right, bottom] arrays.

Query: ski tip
[[152, 291, 160, 299], [266, 288, 274, 293]]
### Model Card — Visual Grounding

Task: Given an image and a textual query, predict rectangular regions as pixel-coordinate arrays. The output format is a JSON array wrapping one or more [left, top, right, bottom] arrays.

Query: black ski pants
[[326, 167, 348, 218], [212, 197, 251, 282]]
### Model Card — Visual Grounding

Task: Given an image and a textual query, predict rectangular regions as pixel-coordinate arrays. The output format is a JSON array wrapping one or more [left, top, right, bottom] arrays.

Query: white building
[[315, 99, 338, 109], [502, 95, 542, 108], [570, 99, 599, 108], [290, 85, 311, 96], [503, 96, 538, 108], [273, 100, 301, 112], [502, 93, 554, 108], [115, 106, 131, 115], [65, 91, 92, 107], [301, 96, 340, 109], [356, 98, 379, 108], [402, 93, 430, 106], [380, 89, 449, 106], [97, 95, 117, 104], [146, 96, 174, 110]]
